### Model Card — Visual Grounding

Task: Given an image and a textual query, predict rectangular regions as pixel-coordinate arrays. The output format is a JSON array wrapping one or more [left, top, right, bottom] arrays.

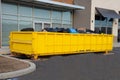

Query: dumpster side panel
[[96, 35, 101, 51], [70, 34, 77, 52], [77, 34, 85, 51], [107, 35, 113, 50], [10, 32, 33, 55], [63, 34, 71, 52], [84, 34, 91, 51], [54, 33, 63, 53], [35, 33, 113, 56], [102, 35, 108, 51], [10, 32, 113, 56], [34, 32, 56, 55], [90, 34, 97, 51], [46, 33, 55, 53], [37, 33, 47, 53]]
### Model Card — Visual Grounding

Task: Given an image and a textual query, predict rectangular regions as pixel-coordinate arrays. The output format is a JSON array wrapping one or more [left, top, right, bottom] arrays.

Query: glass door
[[34, 22, 51, 31], [44, 23, 51, 28], [34, 23, 42, 31]]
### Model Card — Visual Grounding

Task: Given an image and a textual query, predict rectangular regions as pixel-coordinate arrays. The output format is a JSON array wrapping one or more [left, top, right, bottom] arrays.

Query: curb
[[113, 43, 120, 47], [0, 55, 36, 79]]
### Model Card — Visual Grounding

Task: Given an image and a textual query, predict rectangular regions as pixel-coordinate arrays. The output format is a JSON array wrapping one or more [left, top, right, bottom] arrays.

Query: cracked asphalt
[[18, 47, 120, 80]]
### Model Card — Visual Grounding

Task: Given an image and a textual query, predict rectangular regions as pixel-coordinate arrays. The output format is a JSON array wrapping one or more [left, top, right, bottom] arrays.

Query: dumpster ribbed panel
[[10, 32, 113, 57]]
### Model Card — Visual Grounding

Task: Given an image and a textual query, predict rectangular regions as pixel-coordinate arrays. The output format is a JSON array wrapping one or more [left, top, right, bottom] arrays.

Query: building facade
[[0, 0, 84, 47], [1, 0, 120, 47], [74, 0, 120, 42]]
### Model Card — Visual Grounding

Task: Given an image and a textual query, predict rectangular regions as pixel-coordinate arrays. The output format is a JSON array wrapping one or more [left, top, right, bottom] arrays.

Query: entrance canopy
[[20, 0, 85, 10], [96, 7, 120, 19]]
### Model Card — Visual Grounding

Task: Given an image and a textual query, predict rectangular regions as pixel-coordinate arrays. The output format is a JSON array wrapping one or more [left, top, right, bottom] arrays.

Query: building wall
[[74, 0, 120, 42], [73, 0, 91, 29], [92, 0, 120, 10], [53, 0, 73, 4], [91, 0, 120, 42]]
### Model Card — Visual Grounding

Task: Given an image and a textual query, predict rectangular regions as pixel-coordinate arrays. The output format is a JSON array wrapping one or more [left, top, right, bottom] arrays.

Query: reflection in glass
[[63, 24, 72, 28], [1, 2, 73, 46], [95, 14, 113, 34], [52, 23, 61, 28], [52, 11, 62, 19], [35, 23, 42, 31], [2, 14, 17, 20], [19, 6, 32, 17], [34, 18, 51, 22], [52, 19, 62, 28], [62, 20, 71, 24], [19, 21, 33, 30], [62, 12, 71, 21], [2, 3, 17, 14], [2, 20, 18, 46], [19, 17, 32, 21], [33, 8, 50, 19]]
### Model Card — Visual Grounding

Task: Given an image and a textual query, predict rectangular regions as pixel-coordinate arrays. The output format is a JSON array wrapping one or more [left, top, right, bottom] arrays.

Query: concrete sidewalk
[[113, 43, 120, 47], [0, 46, 10, 55], [0, 55, 36, 79]]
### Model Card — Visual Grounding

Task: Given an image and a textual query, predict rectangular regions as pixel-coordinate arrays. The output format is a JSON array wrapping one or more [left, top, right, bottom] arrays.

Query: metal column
[[0, 0, 2, 48]]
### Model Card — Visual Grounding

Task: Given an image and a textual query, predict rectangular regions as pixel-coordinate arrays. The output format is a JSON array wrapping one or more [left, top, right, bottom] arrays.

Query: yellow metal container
[[10, 32, 113, 59]]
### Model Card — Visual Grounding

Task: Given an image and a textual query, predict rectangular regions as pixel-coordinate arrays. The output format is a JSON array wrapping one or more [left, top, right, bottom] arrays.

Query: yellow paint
[[10, 32, 113, 58]]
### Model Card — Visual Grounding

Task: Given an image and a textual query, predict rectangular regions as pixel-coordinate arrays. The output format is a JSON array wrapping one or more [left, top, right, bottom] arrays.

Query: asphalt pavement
[[18, 47, 120, 80]]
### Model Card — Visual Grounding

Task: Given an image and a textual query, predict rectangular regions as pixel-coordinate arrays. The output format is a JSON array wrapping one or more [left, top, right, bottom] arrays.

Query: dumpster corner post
[[31, 54, 38, 60]]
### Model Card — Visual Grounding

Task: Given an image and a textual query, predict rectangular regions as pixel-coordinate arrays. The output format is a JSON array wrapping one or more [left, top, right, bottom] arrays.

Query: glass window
[[33, 18, 51, 22], [101, 27, 106, 33], [63, 24, 72, 28], [52, 11, 61, 19], [52, 20, 61, 28], [19, 21, 33, 30], [119, 22, 120, 27], [62, 20, 71, 24], [52, 19, 61, 23], [52, 23, 61, 28], [101, 20, 107, 27], [52, 19, 61, 28], [2, 14, 17, 20], [2, 20, 18, 46], [95, 20, 101, 27], [62, 12, 71, 21], [119, 18, 120, 27], [44, 23, 51, 28], [19, 16, 32, 21], [95, 27, 101, 33], [95, 14, 113, 34], [34, 23, 42, 31], [95, 15, 105, 20], [119, 19, 120, 27], [62, 11, 72, 28], [19, 5, 32, 17], [33, 8, 50, 19], [2, 3, 17, 15], [108, 21, 113, 27], [107, 27, 112, 34]]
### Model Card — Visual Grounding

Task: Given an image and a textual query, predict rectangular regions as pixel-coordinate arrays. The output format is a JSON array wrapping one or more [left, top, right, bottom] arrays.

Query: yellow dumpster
[[10, 32, 113, 59]]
